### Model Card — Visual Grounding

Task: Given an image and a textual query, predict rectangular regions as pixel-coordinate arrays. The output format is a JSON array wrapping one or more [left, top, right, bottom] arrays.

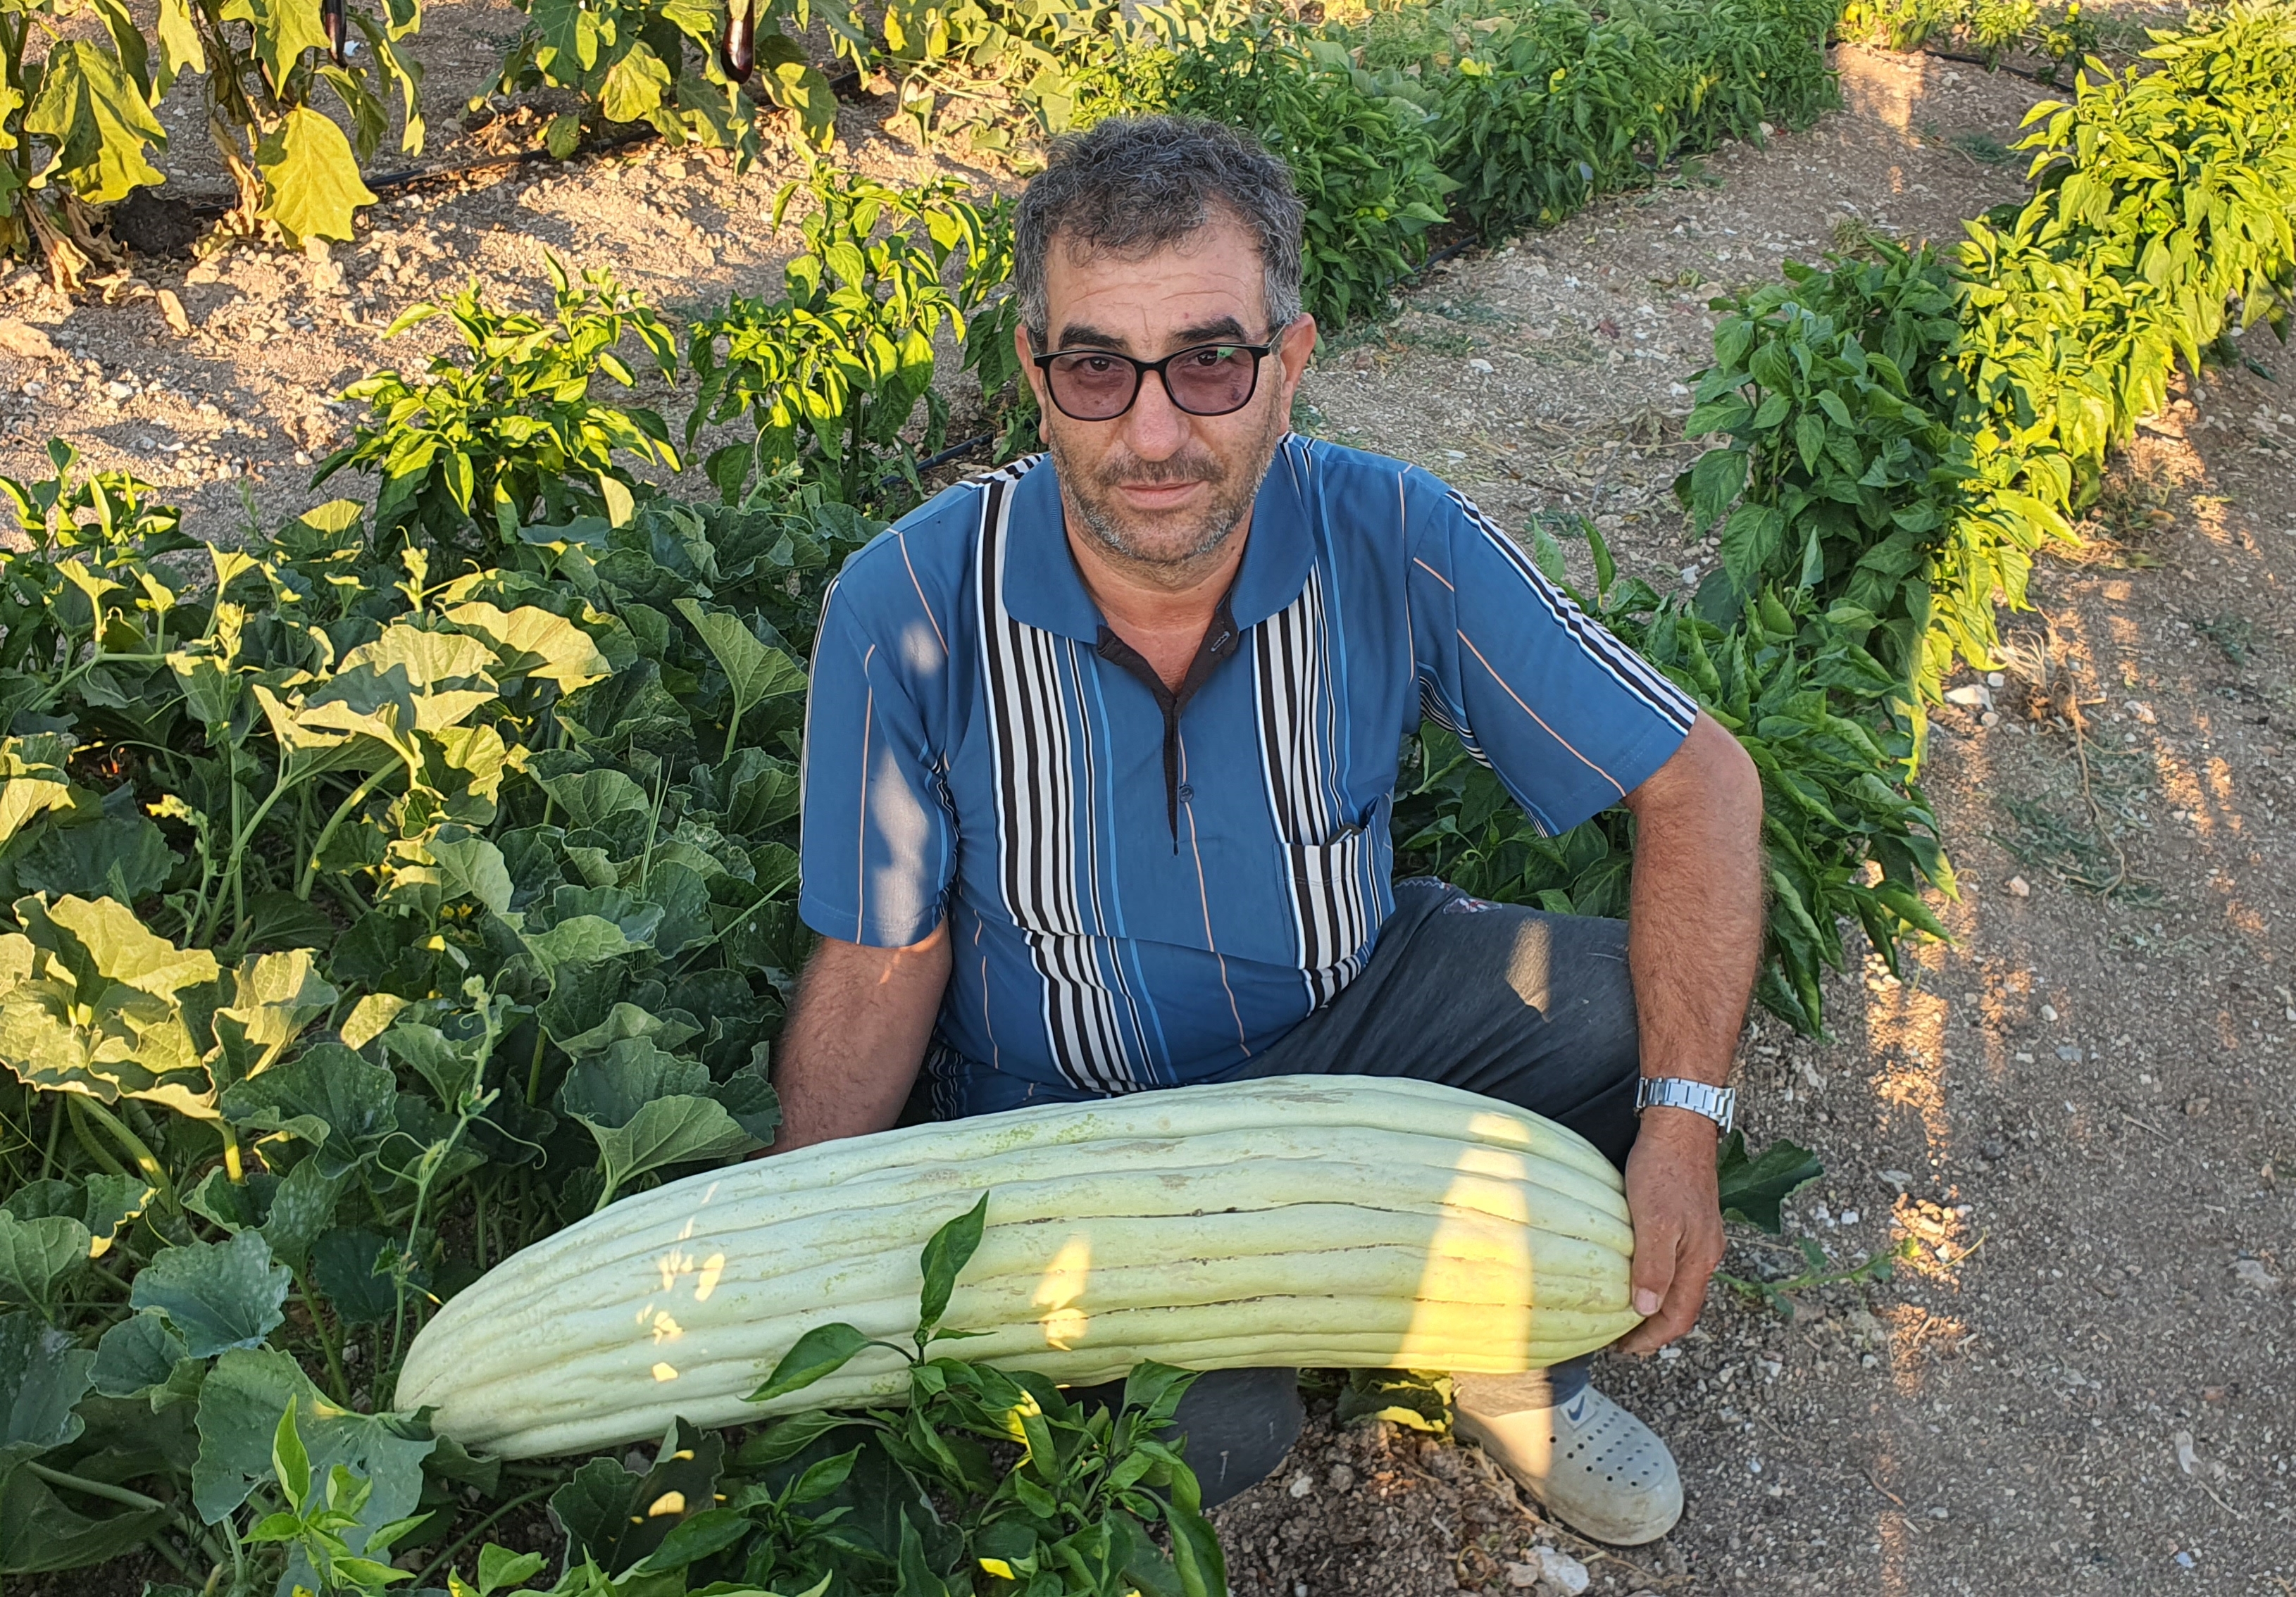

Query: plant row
[[1673, 0, 2296, 742]]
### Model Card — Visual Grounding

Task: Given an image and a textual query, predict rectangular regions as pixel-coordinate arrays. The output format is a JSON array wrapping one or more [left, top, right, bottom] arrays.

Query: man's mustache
[[1092, 450, 1225, 490]]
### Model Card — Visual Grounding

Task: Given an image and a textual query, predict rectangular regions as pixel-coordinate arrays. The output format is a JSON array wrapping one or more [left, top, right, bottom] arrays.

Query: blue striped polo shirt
[[796, 436, 1695, 1104]]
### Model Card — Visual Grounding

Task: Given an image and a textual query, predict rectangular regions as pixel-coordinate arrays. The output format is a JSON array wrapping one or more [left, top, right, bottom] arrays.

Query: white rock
[[1536, 1547, 1591, 1595], [2233, 1258, 2281, 1290], [1468, 358, 1495, 374], [2040, 1003, 2058, 1022], [1287, 1470, 1314, 1498], [2007, 876, 2030, 897]]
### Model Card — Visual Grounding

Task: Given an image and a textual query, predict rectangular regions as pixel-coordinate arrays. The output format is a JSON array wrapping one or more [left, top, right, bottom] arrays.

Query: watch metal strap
[[1633, 1076, 1737, 1133]]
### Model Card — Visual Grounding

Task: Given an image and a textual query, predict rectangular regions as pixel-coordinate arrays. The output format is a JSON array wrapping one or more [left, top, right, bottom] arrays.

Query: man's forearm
[[1613, 712, 1764, 1349], [1624, 713, 1766, 1100], [768, 923, 952, 1155]]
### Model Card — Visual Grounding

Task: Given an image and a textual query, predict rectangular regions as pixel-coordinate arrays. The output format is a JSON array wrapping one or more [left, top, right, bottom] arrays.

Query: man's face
[[1018, 212, 1317, 579]]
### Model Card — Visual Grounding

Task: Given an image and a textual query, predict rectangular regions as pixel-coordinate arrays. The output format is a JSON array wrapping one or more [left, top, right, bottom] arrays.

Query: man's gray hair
[[1013, 115, 1306, 348]]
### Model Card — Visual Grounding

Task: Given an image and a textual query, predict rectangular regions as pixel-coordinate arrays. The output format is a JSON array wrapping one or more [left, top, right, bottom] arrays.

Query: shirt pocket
[[1280, 801, 1385, 975]]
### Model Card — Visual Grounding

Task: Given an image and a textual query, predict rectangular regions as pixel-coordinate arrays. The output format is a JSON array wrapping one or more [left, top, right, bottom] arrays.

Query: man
[[780, 115, 1764, 1546]]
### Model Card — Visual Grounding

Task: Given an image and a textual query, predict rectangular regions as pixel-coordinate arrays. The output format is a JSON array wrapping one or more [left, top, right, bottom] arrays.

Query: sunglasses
[[1032, 326, 1288, 422]]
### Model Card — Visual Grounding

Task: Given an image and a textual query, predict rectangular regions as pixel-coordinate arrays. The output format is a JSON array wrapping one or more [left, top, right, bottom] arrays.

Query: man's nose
[[1118, 364, 1190, 460]]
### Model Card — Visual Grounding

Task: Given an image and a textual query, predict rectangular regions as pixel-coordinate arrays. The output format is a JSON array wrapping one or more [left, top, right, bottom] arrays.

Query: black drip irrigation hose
[[868, 426, 1000, 490], [1916, 44, 2074, 86], [1404, 237, 1478, 285], [911, 432, 997, 475]]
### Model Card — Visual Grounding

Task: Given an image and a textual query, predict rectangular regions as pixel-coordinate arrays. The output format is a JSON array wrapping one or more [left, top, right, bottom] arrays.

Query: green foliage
[[734, 1198, 1228, 1597], [1392, 522, 1952, 1034], [316, 256, 682, 556], [1839, 0, 2098, 77], [1675, 240, 1973, 701], [1407, 0, 1842, 239], [156, 0, 425, 245], [243, 1396, 429, 1594], [484, 0, 830, 164], [0, 432, 866, 1585], [21, 3, 2288, 1584], [1714, 1129, 1822, 1231], [1714, 1231, 1914, 1317], [1673, 4, 2296, 744], [1167, 18, 1454, 327], [0, 0, 166, 287], [1945, 1, 2296, 684], [854, 0, 1241, 151], [684, 163, 1018, 508]]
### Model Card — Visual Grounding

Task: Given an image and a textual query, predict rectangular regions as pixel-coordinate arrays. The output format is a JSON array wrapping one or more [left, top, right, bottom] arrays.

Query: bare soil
[[7, 13, 2293, 1597]]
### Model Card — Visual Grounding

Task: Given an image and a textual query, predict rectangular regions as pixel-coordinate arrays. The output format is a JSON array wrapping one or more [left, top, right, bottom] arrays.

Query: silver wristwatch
[[1634, 1077, 1737, 1133]]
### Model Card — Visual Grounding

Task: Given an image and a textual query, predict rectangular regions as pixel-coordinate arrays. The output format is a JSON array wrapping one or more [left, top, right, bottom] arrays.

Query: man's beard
[[1048, 401, 1285, 575]]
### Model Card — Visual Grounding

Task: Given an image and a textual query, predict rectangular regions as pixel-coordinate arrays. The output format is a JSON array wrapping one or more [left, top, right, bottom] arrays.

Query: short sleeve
[[797, 561, 956, 947], [1406, 477, 1697, 835]]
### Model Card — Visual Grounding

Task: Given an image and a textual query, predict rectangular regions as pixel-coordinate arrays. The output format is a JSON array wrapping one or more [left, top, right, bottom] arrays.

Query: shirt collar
[[1002, 437, 1317, 642]]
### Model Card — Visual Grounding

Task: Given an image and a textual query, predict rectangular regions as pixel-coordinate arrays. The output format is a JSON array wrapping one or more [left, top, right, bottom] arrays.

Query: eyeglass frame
[[1028, 322, 1293, 422]]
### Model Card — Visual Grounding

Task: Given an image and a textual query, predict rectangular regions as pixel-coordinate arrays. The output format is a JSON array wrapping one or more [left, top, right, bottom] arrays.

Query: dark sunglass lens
[[1048, 353, 1136, 419], [1166, 345, 1260, 415]]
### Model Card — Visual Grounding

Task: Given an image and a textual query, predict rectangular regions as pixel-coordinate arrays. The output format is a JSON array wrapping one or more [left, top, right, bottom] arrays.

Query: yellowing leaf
[[598, 43, 674, 125], [0, 737, 77, 850], [441, 603, 611, 693], [256, 106, 378, 246], [23, 42, 166, 204]]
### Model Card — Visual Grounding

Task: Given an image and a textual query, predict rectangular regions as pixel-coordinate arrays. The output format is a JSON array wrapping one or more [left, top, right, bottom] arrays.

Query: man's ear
[[1277, 313, 1318, 396], [1015, 321, 1049, 418]]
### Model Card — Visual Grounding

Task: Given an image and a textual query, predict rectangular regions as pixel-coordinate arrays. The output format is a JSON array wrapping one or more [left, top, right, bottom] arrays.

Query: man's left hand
[[1614, 1108, 1726, 1355]]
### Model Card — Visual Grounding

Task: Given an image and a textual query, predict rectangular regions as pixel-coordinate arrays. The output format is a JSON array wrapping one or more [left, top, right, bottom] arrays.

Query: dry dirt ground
[[6, 13, 2294, 1597]]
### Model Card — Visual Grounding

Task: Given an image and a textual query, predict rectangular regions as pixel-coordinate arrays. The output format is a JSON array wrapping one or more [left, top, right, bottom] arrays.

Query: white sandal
[[1452, 1377, 1685, 1546]]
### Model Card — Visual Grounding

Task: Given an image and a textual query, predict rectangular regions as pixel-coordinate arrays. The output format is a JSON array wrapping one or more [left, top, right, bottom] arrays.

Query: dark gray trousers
[[1045, 879, 1644, 1507]]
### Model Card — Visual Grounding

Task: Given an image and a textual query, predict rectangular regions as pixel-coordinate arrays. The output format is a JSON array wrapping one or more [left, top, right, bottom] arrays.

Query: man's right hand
[[765, 922, 951, 1155]]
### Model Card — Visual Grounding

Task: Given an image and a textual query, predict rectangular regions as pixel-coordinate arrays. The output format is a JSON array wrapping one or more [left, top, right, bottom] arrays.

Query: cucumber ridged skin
[[399, 1075, 1642, 1458]]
